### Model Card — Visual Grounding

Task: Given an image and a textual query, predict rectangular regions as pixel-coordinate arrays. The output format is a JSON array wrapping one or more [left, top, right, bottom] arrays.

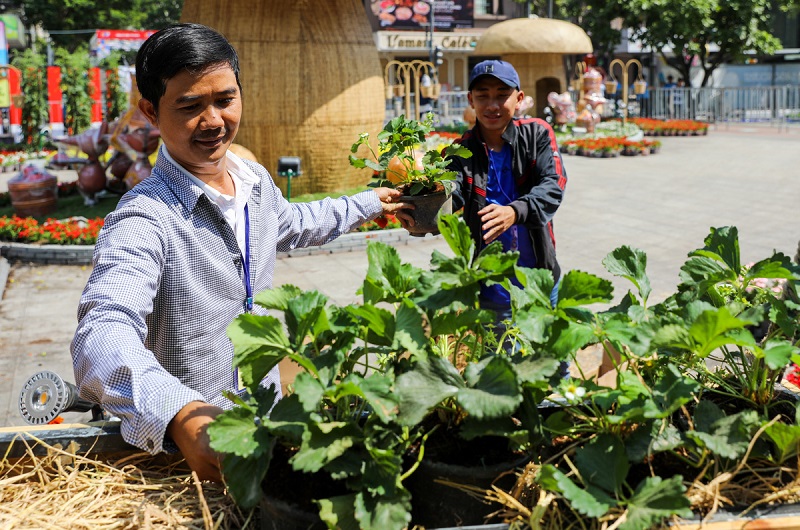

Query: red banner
[[7, 67, 21, 125], [88, 67, 103, 123], [47, 66, 63, 125]]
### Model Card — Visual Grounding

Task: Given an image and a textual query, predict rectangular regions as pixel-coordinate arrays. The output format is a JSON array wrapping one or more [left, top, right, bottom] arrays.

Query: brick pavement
[[1, 123, 799, 427]]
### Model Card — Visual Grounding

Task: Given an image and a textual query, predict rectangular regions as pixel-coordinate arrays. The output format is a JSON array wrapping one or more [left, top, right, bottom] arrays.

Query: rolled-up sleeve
[[71, 206, 203, 454]]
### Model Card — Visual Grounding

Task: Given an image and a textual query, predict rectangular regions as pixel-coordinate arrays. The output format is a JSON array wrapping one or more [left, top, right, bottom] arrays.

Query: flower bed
[[0, 150, 55, 171], [560, 136, 662, 157], [631, 117, 709, 136], [0, 215, 104, 245]]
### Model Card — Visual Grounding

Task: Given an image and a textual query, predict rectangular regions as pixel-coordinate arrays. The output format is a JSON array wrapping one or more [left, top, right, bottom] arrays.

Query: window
[[475, 0, 503, 16]]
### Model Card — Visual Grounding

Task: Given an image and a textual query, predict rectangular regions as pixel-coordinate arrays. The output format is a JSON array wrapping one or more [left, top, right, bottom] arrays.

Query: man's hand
[[373, 187, 415, 228], [167, 401, 224, 482], [478, 204, 516, 244]]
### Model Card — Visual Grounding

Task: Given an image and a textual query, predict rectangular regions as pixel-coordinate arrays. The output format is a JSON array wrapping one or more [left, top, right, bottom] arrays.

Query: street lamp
[[277, 156, 302, 202], [607, 58, 646, 127]]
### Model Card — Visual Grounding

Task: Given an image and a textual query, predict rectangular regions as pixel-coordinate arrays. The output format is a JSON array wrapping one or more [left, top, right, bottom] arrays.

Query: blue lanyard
[[242, 203, 253, 312]]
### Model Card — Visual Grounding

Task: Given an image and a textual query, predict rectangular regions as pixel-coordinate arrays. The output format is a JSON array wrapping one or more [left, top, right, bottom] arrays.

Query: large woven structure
[[474, 18, 592, 118], [181, 1, 385, 196]]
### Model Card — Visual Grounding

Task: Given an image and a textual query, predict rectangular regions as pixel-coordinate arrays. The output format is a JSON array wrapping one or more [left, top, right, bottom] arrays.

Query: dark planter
[[406, 453, 529, 528], [400, 189, 452, 237]]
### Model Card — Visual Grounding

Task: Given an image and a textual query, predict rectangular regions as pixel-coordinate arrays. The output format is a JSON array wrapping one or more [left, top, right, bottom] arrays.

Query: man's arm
[[71, 205, 205, 456]]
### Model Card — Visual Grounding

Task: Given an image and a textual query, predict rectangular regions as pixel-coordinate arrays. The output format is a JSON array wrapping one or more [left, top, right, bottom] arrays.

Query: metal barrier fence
[[387, 86, 800, 130]]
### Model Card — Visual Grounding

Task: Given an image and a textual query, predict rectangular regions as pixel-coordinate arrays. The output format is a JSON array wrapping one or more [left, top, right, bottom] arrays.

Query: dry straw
[[180, 0, 386, 197], [1, 434, 256, 529]]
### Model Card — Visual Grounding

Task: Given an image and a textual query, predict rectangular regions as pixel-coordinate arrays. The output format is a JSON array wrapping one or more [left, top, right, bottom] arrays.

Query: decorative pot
[[123, 156, 153, 190], [77, 161, 107, 196], [399, 188, 452, 237]]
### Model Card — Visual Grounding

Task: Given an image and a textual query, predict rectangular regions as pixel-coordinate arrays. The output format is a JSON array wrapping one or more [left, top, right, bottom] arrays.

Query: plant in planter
[[207, 214, 541, 529], [483, 228, 800, 529], [349, 113, 471, 236]]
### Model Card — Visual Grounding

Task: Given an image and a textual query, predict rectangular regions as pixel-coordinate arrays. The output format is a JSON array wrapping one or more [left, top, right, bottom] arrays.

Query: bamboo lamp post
[[383, 59, 438, 121], [180, 0, 386, 196], [607, 58, 646, 127]]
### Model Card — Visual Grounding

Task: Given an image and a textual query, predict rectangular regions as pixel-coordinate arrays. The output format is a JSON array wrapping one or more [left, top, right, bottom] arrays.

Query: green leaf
[[620, 475, 692, 530], [293, 372, 326, 413], [396, 357, 464, 425], [697, 226, 741, 272], [512, 267, 556, 309], [688, 401, 759, 459], [762, 340, 799, 370], [643, 364, 700, 419], [317, 494, 360, 530], [437, 214, 475, 261], [745, 253, 797, 281], [626, 422, 683, 463], [515, 306, 556, 344], [603, 246, 652, 303], [430, 308, 494, 337], [354, 490, 412, 530], [557, 270, 614, 308], [291, 422, 362, 473], [254, 284, 303, 311], [537, 465, 614, 518], [228, 314, 292, 389], [285, 291, 330, 347], [575, 434, 629, 495], [513, 355, 561, 386], [689, 306, 755, 357], [207, 407, 269, 458], [220, 450, 273, 509], [393, 299, 427, 357], [352, 373, 399, 423], [459, 356, 522, 420], [764, 422, 800, 464], [346, 304, 395, 347]]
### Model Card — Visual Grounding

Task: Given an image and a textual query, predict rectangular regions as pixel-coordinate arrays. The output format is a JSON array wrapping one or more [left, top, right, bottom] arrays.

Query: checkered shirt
[[71, 147, 382, 454]]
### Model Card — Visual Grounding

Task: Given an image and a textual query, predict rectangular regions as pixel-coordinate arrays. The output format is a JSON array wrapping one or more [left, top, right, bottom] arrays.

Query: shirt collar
[[160, 146, 259, 206]]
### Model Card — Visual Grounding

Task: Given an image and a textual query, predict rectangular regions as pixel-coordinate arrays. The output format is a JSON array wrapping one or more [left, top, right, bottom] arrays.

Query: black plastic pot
[[405, 453, 529, 528], [400, 190, 452, 237]]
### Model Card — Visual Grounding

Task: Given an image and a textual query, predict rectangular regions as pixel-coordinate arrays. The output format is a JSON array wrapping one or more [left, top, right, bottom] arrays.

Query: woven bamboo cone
[[181, 1, 385, 196]]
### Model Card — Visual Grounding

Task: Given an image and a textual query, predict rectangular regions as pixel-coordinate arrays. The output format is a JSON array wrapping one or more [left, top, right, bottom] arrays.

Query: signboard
[[0, 77, 9, 108], [0, 15, 26, 49], [90, 29, 157, 60], [366, 0, 473, 31], [375, 31, 479, 51]]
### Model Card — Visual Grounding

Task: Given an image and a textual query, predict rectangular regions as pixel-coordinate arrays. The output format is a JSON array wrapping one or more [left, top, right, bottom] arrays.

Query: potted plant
[[349, 113, 471, 237], [468, 227, 800, 528]]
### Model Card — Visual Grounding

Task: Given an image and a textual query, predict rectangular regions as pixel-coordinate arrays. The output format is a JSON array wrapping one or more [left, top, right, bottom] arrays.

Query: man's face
[[139, 63, 241, 178], [468, 76, 523, 135]]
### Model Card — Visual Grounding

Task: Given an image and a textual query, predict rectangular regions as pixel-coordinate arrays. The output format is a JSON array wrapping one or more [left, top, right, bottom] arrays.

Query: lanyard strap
[[242, 203, 253, 312]]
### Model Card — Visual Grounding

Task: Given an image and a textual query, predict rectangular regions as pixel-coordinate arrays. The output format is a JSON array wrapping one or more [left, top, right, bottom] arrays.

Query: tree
[[55, 46, 92, 134], [11, 46, 48, 147], [622, 0, 784, 87], [20, 0, 184, 51]]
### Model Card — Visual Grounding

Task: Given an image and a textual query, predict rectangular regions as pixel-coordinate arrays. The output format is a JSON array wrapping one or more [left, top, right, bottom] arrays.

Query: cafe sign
[[376, 31, 480, 52]]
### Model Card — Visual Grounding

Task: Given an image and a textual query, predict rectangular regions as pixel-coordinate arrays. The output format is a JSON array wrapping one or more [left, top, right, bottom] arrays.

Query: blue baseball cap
[[468, 60, 521, 91]]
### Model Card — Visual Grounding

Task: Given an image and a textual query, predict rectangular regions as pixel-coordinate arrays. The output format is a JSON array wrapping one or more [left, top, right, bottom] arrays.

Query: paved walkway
[[2, 123, 799, 427]]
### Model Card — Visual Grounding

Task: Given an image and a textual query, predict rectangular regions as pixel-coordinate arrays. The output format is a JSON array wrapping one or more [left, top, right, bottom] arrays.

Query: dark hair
[[135, 23, 241, 112]]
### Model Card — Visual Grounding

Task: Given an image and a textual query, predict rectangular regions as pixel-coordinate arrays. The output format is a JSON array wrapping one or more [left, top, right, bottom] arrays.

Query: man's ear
[[138, 98, 158, 127], [514, 90, 525, 110]]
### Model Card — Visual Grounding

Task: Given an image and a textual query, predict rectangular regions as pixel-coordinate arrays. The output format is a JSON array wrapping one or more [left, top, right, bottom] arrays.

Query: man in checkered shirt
[[71, 23, 411, 482]]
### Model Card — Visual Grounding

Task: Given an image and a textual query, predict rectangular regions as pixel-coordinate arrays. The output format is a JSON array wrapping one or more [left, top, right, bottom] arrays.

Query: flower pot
[[399, 188, 452, 237], [405, 452, 529, 528], [8, 175, 58, 218]]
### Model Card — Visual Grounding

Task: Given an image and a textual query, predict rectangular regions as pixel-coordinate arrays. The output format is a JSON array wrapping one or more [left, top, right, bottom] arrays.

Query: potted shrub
[[349, 113, 471, 237]]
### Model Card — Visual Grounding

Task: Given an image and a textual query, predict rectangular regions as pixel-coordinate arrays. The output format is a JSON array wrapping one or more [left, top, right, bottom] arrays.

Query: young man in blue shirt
[[448, 60, 567, 367]]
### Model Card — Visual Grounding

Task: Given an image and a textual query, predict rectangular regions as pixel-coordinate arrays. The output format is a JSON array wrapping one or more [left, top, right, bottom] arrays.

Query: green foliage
[[99, 52, 130, 122], [349, 113, 471, 196], [20, 0, 185, 51], [55, 47, 92, 135], [11, 48, 48, 148], [210, 217, 800, 528]]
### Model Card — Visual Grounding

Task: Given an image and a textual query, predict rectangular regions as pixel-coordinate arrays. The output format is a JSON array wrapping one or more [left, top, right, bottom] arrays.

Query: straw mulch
[[1, 435, 257, 529]]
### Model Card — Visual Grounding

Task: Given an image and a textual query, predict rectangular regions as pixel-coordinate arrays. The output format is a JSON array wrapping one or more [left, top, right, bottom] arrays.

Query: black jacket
[[448, 118, 567, 281]]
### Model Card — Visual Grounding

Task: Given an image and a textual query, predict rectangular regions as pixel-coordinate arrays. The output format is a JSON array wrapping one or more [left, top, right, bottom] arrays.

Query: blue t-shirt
[[479, 144, 536, 308]]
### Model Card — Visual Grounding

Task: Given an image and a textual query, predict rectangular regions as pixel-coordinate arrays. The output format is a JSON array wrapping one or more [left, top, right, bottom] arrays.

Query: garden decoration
[[208, 214, 800, 530], [54, 122, 109, 205], [546, 91, 577, 127], [349, 113, 471, 236]]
